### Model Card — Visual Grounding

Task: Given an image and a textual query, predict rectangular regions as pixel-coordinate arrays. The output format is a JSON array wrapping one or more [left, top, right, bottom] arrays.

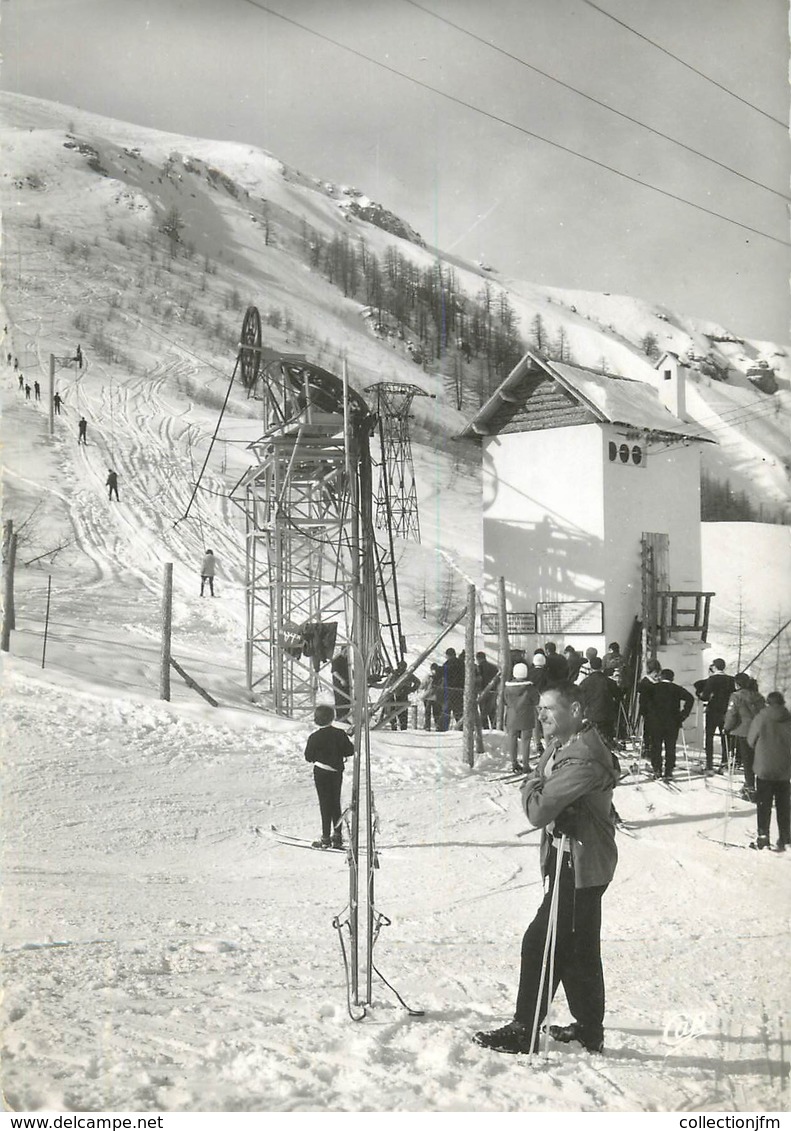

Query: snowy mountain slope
[[1, 93, 790, 1113], [2, 91, 789, 518]]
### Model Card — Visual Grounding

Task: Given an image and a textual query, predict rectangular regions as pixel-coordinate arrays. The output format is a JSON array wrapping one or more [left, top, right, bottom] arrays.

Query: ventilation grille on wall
[[608, 441, 645, 467]]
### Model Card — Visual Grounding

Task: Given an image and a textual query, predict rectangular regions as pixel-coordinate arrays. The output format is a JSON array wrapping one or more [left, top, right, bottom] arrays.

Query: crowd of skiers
[[395, 641, 629, 773], [376, 641, 790, 851]]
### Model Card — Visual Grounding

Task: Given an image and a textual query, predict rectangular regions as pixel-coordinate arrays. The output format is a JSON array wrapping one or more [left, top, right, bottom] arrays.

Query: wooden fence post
[[2, 522, 17, 652], [463, 582, 476, 766], [496, 575, 510, 729], [41, 574, 52, 668], [160, 562, 173, 701], [49, 353, 55, 437]]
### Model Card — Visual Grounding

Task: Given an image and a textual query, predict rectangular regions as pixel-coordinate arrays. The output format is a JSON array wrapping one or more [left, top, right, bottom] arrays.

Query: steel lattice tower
[[370, 382, 428, 543], [231, 310, 394, 714]]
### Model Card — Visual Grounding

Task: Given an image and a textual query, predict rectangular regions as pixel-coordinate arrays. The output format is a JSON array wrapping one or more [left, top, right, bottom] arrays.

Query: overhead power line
[[402, 0, 790, 202], [580, 0, 787, 129], [238, 0, 790, 248]]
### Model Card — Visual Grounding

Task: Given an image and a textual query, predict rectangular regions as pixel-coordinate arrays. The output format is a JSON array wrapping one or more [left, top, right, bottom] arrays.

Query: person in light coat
[[747, 692, 791, 850], [724, 673, 765, 799], [504, 663, 539, 773], [200, 549, 216, 597], [473, 682, 619, 1056]]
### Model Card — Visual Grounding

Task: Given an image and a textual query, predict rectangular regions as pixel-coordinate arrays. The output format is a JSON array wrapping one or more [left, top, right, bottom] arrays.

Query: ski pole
[[541, 833, 567, 1057], [680, 724, 691, 784], [529, 834, 566, 1057]]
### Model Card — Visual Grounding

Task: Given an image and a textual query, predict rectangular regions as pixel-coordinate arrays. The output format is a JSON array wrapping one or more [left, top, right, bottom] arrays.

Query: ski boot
[[548, 1022, 603, 1053]]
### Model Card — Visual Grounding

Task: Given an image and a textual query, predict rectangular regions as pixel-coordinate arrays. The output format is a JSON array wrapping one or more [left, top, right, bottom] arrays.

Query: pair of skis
[[697, 831, 788, 853], [271, 824, 382, 864]]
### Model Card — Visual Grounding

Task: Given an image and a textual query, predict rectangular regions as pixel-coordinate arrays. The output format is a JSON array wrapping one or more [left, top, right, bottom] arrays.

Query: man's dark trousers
[[650, 724, 679, 777], [514, 845, 608, 1046], [313, 767, 343, 840], [756, 779, 791, 845], [705, 712, 728, 770]]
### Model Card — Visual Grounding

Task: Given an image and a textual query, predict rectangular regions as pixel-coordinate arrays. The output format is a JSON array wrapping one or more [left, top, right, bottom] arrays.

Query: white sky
[[1, 0, 789, 339]]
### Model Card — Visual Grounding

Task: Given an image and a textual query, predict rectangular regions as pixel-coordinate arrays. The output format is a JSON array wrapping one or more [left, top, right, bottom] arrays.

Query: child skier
[[304, 704, 354, 848]]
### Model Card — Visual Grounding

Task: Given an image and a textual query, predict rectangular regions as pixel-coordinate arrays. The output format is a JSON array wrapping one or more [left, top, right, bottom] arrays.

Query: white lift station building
[[460, 350, 715, 695]]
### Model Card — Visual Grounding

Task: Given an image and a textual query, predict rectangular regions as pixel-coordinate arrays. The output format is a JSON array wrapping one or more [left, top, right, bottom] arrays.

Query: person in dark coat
[[648, 669, 694, 780], [602, 642, 625, 688], [474, 682, 619, 1057], [386, 660, 420, 731], [304, 704, 354, 848], [578, 658, 621, 742], [78, 417, 88, 444], [543, 642, 568, 687], [441, 647, 465, 730], [17, 372, 23, 390], [106, 469, 119, 501], [33, 380, 41, 401], [724, 673, 765, 800], [747, 692, 791, 851], [575, 647, 599, 684], [563, 646, 584, 682], [476, 651, 500, 728], [637, 660, 662, 761], [695, 659, 736, 772], [24, 383, 31, 400], [53, 392, 62, 414], [504, 663, 539, 773]]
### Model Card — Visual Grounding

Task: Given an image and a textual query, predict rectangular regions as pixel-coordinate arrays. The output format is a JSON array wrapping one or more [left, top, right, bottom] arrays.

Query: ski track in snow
[[2, 664, 789, 1111]]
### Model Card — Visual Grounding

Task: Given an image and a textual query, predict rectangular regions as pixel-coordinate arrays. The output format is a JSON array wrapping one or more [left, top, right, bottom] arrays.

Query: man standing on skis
[[474, 682, 619, 1056]]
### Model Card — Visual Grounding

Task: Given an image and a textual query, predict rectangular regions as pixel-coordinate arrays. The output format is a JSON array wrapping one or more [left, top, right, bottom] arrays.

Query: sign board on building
[[480, 611, 538, 636], [536, 601, 604, 635]]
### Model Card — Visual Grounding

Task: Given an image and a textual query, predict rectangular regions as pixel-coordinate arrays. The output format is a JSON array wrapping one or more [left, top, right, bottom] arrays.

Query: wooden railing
[[656, 591, 715, 645]]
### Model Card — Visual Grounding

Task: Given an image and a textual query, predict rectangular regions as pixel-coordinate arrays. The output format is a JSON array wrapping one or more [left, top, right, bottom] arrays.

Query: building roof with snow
[[459, 351, 712, 442]]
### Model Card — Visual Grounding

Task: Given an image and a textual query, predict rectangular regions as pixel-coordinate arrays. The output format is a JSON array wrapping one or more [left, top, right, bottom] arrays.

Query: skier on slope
[[106, 469, 119, 501], [53, 392, 63, 415], [304, 704, 354, 849], [474, 681, 619, 1056], [200, 549, 216, 597], [78, 417, 88, 444]]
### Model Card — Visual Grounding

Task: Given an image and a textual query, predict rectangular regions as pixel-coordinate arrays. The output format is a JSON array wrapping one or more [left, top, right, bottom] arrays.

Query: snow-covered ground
[[1, 94, 790, 1113], [2, 313, 790, 1113]]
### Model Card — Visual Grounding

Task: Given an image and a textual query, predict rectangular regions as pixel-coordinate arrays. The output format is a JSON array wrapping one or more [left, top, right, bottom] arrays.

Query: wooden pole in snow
[[160, 562, 173, 701], [463, 583, 476, 766], [48, 354, 55, 437], [497, 576, 510, 730], [41, 574, 52, 668], [2, 522, 16, 651]]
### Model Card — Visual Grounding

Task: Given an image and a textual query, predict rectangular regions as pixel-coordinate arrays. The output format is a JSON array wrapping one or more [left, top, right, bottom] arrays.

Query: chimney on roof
[[655, 352, 687, 420]]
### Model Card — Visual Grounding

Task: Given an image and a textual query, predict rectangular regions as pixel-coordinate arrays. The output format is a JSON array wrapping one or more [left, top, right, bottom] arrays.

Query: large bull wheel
[[239, 305, 261, 388]]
